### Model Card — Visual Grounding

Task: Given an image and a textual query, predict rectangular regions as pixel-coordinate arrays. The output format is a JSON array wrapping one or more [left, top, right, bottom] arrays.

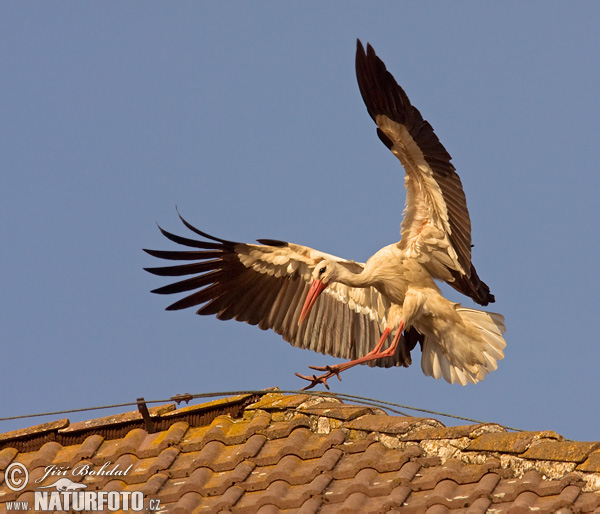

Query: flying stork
[[144, 40, 506, 388]]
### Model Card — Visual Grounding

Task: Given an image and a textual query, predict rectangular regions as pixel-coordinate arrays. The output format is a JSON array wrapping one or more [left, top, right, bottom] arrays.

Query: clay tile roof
[[1, 392, 599, 512]]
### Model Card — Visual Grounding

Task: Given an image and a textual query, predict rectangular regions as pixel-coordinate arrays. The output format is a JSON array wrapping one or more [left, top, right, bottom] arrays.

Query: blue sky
[[2, 3, 599, 441]]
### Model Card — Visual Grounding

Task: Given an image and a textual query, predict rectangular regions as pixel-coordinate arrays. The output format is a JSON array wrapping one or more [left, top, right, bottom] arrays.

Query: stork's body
[[297, 250, 504, 387], [144, 40, 506, 387], [364, 245, 438, 302]]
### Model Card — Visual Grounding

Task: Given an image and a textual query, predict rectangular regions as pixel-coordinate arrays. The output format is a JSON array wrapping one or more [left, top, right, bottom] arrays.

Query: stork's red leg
[[296, 323, 404, 389]]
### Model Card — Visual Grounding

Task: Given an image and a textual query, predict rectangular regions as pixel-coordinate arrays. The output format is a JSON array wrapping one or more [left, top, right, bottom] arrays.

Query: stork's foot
[[295, 365, 343, 390], [294, 323, 406, 390], [294, 372, 331, 390]]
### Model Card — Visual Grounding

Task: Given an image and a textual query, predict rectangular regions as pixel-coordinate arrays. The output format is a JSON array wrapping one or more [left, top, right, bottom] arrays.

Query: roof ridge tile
[[577, 448, 600, 473], [0, 419, 69, 445], [521, 440, 600, 463], [298, 401, 376, 421], [467, 431, 544, 454], [164, 394, 254, 415], [345, 414, 444, 436], [245, 393, 315, 411]]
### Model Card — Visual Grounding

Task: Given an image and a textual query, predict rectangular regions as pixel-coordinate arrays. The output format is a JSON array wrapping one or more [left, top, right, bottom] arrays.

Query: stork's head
[[298, 260, 339, 324]]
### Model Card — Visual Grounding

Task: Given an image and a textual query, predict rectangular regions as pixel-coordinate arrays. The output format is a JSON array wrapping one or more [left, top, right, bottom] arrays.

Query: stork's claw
[[295, 364, 344, 390], [294, 372, 331, 390], [308, 365, 343, 382]]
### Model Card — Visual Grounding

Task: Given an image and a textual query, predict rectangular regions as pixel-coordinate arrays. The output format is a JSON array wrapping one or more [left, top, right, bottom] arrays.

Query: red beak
[[298, 279, 327, 325]]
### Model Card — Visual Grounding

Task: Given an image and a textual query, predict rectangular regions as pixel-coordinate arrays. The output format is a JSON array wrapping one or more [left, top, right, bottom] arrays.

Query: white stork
[[144, 40, 506, 388]]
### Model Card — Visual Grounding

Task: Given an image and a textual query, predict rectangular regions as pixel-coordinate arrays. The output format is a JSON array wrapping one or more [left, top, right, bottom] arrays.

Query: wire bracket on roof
[[136, 397, 156, 434], [171, 393, 193, 405]]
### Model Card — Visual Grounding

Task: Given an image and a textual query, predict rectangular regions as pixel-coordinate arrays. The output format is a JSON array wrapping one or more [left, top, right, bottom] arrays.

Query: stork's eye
[[318, 267, 326, 276]]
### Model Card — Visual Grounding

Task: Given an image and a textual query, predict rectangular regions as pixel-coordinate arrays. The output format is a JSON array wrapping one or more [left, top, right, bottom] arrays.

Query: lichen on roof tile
[[136, 471, 169, 495], [467, 431, 548, 454], [404, 423, 505, 442], [252, 426, 345, 466], [0, 419, 68, 443], [0, 447, 18, 469], [245, 393, 314, 411], [521, 440, 600, 463], [577, 449, 600, 473], [345, 414, 443, 435], [200, 414, 259, 447], [91, 427, 146, 463], [15, 441, 61, 470], [330, 442, 419, 481], [162, 394, 254, 417], [178, 424, 211, 452], [260, 413, 311, 440], [136, 421, 188, 458], [297, 400, 374, 421], [157, 467, 212, 502], [236, 474, 333, 512], [58, 405, 172, 434]]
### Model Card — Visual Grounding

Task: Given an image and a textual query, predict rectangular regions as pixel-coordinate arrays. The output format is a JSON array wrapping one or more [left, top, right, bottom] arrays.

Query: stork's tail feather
[[420, 308, 506, 385]]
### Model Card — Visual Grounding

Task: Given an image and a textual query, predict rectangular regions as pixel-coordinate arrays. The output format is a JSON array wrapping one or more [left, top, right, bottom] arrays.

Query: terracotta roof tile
[[240, 409, 272, 434], [578, 449, 600, 473], [245, 392, 314, 411], [323, 466, 413, 504], [59, 405, 173, 434], [235, 474, 333, 512], [177, 424, 210, 453], [260, 414, 312, 440], [0, 447, 18, 470], [345, 414, 443, 435], [331, 441, 420, 482], [467, 430, 555, 454], [134, 422, 186, 459], [402, 422, 499, 442], [16, 440, 62, 470], [137, 471, 169, 494], [252, 426, 346, 466], [163, 394, 254, 416], [199, 413, 270, 447], [171, 490, 205, 512], [521, 440, 600, 462], [1, 392, 599, 512], [91, 427, 146, 463], [298, 400, 375, 421], [0, 419, 69, 444], [158, 467, 210, 502], [186, 438, 260, 472], [244, 452, 340, 491], [127, 447, 179, 482], [412, 460, 501, 494], [573, 488, 600, 511]]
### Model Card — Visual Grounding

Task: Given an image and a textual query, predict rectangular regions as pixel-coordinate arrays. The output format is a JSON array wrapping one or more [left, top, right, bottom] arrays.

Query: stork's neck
[[333, 263, 377, 289]]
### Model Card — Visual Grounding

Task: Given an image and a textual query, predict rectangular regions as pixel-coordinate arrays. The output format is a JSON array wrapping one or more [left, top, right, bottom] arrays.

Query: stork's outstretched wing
[[144, 214, 419, 367], [355, 40, 494, 306]]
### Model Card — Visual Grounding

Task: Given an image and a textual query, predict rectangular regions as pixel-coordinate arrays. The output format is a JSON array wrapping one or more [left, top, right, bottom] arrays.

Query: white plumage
[[145, 40, 506, 388]]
